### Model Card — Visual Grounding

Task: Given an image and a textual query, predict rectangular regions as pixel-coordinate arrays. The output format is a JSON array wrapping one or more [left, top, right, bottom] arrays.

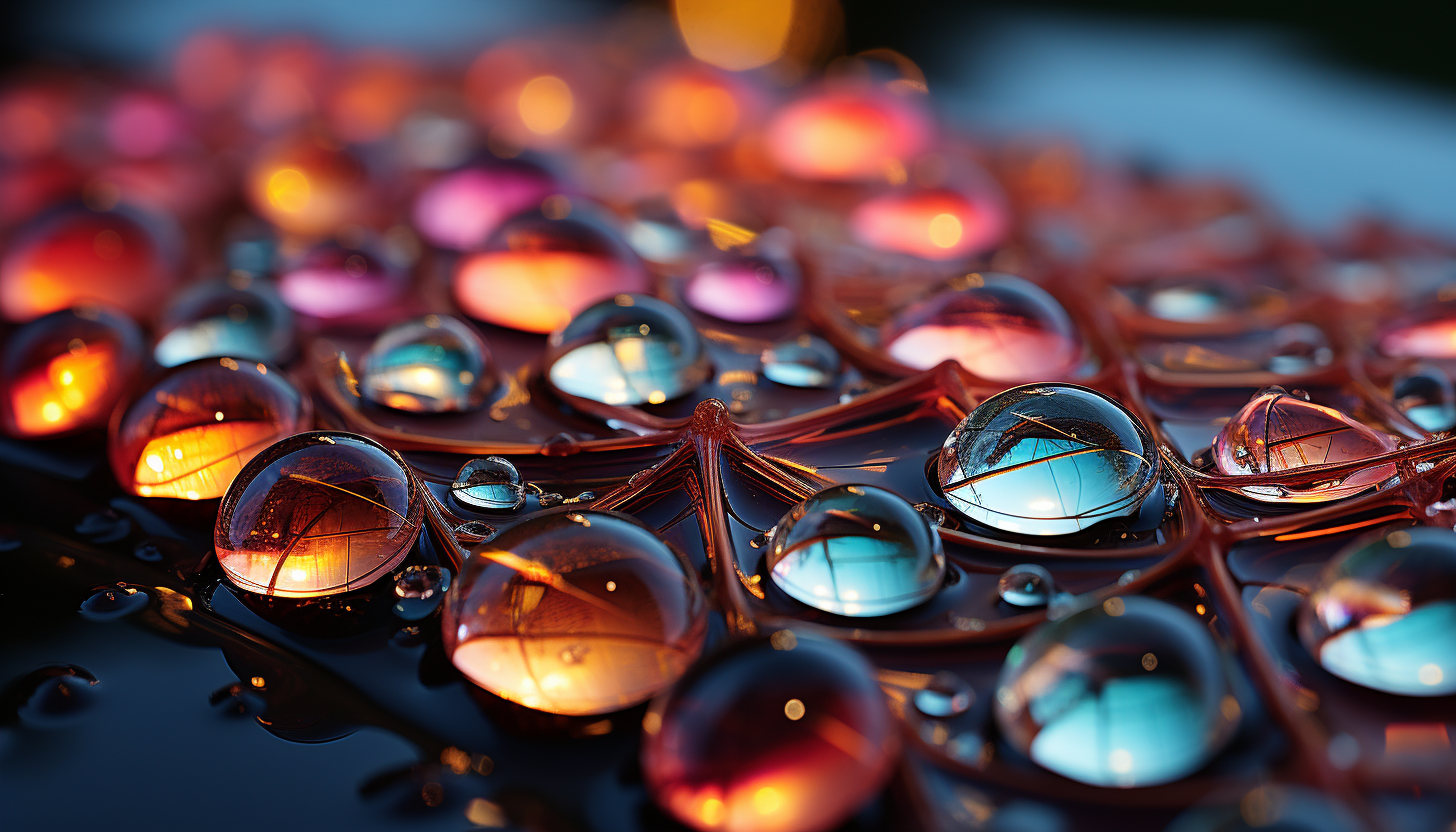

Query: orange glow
[[266, 168, 311, 214], [1272, 513, 1411, 542], [8, 343, 117, 436], [518, 75, 573, 136], [767, 90, 932, 182], [887, 323, 1079, 381], [850, 188, 1006, 260], [454, 251, 650, 333], [0, 211, 170, 322], [672, 179, 738, 230], [1379, 318, 1456, 359], [173, 31, 246, 111], [673, 0, 793, 71], [642, 69, 744, 147], [327, 55, 418, 144], [246, 137, 366, 236], [131, 420, 286, 500], [1385, 723, 1450, 756]]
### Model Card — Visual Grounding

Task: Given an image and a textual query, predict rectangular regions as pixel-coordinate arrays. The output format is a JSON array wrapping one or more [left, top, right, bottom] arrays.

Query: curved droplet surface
[[79, 585, 151, 620], [881, 274, 1081, 381], [412, 159, 558, 250], [361, 314, 496, 413], [1298, 527, 1456, 696], [1392, 364, 1456, 433], [153, 276, 294, 368], [913, 671, 975, 718], [11, 664, 101, 728], [761, 335, 841, 389], [451, 457, 525, 511], [278, 243, 407, 319], [547, 294, 710, 406], [1211, 387, 1397, 503], [1379, 313, 1456, 359], [641, 631, 896, 832], [444, 511, 706, 715], [2, 306, 144, 437], [684, 256, 800, 323], [850, 185, 1008, 260], [214, 431, 422, 597], [767, 87, 932, 182], [767, 484, 945, 617], [110, 358, 307, 500], [995, 596, 1238, 787], [998, 564, 1055, 607], [939, 384, 1161, 536], [393, 565, 451, 620]]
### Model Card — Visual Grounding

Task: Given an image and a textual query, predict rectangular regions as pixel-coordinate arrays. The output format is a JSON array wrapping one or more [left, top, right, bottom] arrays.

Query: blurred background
[[2, 0, 1453, 234]]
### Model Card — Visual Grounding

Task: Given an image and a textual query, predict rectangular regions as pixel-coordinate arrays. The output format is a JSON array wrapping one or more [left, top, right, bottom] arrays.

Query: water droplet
[[2, 306, 145, 437], [1265, 323, 1334, 374], [454, 521, 495, 544], [760, 335, 841, 389], [1141, 277, 1240, 323], [11, 664, 100, 728], [913, 671, 975, 717], [412, 159, 558, 250], [913, 503, 946, 527], [153, 278, 294, 368], [1392, 363, 1456, 433], [278, 243, 407, 319], [110, 358, 306, 500], [452, 457, 525, 511], [79, 585, 150, 620], [1379, 311, 1456, 359], [767, 85, 932, 181], [1118, 569, 1142, 586], [444, 511, 706, 715], [684, 256, 800, 323], [246, 135, 369, 237], [1211, 388, 1397, 503], [75, 511, 132, 543], [998, 564, 1054, 607], [881, 273, 1081, 381], [850, 183, 1008, 260], [995, 596, 1237, 787], [215, 432, 423, 597], [547, 294, 709, 406], [1298, 527, 1456, 696], [361, 315, 497, 413], [939, 383, 1161, 536], [641, 632, 895, 832], [393, 565, 451, 620], [767, 484, 945, 617]]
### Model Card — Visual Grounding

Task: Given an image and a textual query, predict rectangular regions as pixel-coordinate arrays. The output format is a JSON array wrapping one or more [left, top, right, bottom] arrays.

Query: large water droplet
[[766, 85, 932, 182], [760, 335, 840, 389], [547, 294, 710, 406], [153, 277, 294, 368], [881, 274, 1081, 381], [767, 484, 945, 617], [1211, 387, 1397, 503], [995, 596, 1238, 787], [684, 255, 800, 323], [79, 585, 150, 620], [1298, 527, 1456, 696], [443, 511, 706, 715], [452, 457, 526, 511], [1392, 364, 1456, 433], [361, 315, 497, 413], [394, 565, 451, 620], [939, 383, 1161, 536], [2, 306, 145, 438], [998, 564, 1054, 607]]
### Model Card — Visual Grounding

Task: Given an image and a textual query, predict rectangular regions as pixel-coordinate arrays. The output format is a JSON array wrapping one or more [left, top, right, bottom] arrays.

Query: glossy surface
[[850, 186, 1008, 260], [153, 276, 294, 368], [278, 244, 407, 319], [761, 335, 841, 388], [767, 484, 945, 617], [360, 315, 496, 413], [443, 511, 706, 715], [766, 87, 932, 182], [215, 432, 423, 597], [997, 563, 1055, 607], [995, 596, 1239, 787], [882, 273, 1082, 381], [641, 631, 896, 832], [109, 358, 307, 500], [547, 294, 710, 406], [451, 456, 525, 511], [1298, 528, 1456, 696], [2, 306, 144, 437], [1392, 364, 1456, 432], [1211, 388, 1398, 503], [939, 384, 1161, 536], [683, 256, 800, 323], [412, 159, 558, 250], [246, 135, 368, 236]]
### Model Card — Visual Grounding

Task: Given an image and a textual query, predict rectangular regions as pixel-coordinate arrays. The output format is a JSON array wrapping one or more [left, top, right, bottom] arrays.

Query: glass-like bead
[[245, 135, 368, 236], [412, 159, 558, 251], [360, 315, 496, 413], [995, 596, 1239, 787], [761, 335, 841, 389], [153, 276, 294, 368], [641, 631, 896, 832], [767, 484, 945, 617], [215, 431, 422, 597], [998, 564, 1055, 607], [109, 358, 307, 500], [683, 256, 800, 323], [443, 511, 706, 715], [278, 244, 407, 320], [547, 294, 710, 406], [938, 384, 1161, 536], [881, 274, 1082, 381], [2, 306, 144, 438], [451, 457, 525, 511], [1298, 527, 1456, 696], [850, 185, 1008, 260]]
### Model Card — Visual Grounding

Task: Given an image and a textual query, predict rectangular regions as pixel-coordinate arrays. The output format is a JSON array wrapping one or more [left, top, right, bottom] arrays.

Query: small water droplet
[[913, 503, 946, 527], [75, 511, 131, 543], [913, 671, 975, 718], [79, 585, 150, 620], [1118, 569, 1142, 586], [760, 335, 841, 389], [998, 564, 1054, 607], [451, 457, 525, 511], [11, 664, 100, 728], [542, 433, 579, 457], [393, 566, 451, 620]]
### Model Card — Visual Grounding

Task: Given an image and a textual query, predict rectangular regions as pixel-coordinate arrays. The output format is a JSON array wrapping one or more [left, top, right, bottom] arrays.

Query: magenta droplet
[[412, 160, 558, 251], [683, 256, 799, 323], [278, 245, 407, 319]]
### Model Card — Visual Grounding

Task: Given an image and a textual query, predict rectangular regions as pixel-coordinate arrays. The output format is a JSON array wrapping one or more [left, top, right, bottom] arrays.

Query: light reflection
[[850, 187, 1007, 260], [767, 87, 932, 182], [672, 0, 793, 71], [518, 75, 573, 135], [10, 343, 118, 436]]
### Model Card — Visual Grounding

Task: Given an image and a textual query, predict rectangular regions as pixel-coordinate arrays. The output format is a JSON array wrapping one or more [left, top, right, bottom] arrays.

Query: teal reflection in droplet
[[761, 335, 841, 388], [547, 294, 709, 406], [362, 315, 496, 413], [767, 484, 945, 617], [452, 457, 525, 511]]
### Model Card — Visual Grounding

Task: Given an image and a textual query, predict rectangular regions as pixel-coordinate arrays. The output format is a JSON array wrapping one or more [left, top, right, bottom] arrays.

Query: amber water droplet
[[641, 631, 896, 832], [995, 596, 1237, 787], [246, 135, 369, 236], [881, 274, 1081, 381], [153, 277, 294, 368], [684, 256, 800, 323], [278, 244, 407, 319], [766, 86, 932, 182], [451, 457, 525, 511], [361, 315, 497, 413], [1379, 312, 1456, 359], [443, 511, 706, 715], [998, 564, 1054, 607], [1211, 388, 1397, 503], [214, 431, 422, 597], [413, 159, 558, 250], [850, 184, 1008, 260], [110, 358, 307, 500], [2, 306, 144, 437], [1298, 528, 1456, 696], [547, 294, 710, 406]]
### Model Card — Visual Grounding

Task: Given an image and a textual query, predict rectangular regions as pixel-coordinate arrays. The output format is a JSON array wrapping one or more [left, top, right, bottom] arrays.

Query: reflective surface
[[995, 596, 1239, 787], [761, 334, 841, 389], [547, 294, 710, 406], [109, 358, 307, 500], [997, 564, 1055, 607], [215, 431, 423, 597], [850, 185, 1008, 260], [360, 315, 496, 413], [1392, 364, 1456, 433], [153, 276, 294, 368], [641, 631, 896, 832], [766, 86, 932, 182], [767, 484, 945, 617], [1298, 528, 1456, 696], [278, 244, 407, 319], [683, 256, 800, 323], [939, 384, 1161, 536], [881, 273, 1082, 381], [450, 456, 525, 511], [412, 159, 558, 250], [2, 306, 144, 437], [443, 511, 706, 715]]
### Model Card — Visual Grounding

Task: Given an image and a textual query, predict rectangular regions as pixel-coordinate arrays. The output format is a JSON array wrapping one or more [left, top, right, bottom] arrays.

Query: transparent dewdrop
[[998, 564, 1055, 607], [1297, 527, 1456, 696], [361, 315, 497, 413], [1392, 364, 1456, 433], [1211, 387, 1397, 503], [766, 484, 946, 617], [760, 334, 841, 389], [547, 294, 710, 406], [938, 384, 1161, 536], [994, 596, 1239, 787], [451, 457, 526, 511]]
